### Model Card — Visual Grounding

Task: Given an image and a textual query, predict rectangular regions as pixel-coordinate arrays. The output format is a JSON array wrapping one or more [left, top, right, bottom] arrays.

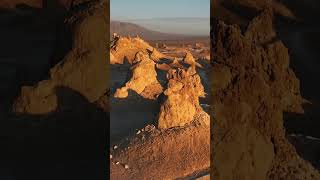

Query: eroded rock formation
[[114, 51, 163, 99], [110, 36, 165, 64], [211, 9, 319, 180], [12, 1, 108, 114], [157, 67, 206, 129], [182, 50, 196, 65]]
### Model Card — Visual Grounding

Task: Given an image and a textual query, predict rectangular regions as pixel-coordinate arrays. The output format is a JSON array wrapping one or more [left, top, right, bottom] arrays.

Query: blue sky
[[111, 0, 210, 35], [111, 0, 210, 20]]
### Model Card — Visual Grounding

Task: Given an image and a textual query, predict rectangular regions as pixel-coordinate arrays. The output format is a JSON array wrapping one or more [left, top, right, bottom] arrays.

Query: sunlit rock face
[[157, 67, 205, 129]]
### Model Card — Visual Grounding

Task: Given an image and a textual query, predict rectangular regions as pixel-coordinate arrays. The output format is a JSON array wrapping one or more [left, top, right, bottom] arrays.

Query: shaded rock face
[[110, 36, 165, 64], [213, 0, 296, 28], [12, 80, 57, 114], [12, 1, 108, 114], [114, 51, 163, 99], [157, 67, 205, 129], [245, 7, 276, 44], [211, 9, 319, 180]]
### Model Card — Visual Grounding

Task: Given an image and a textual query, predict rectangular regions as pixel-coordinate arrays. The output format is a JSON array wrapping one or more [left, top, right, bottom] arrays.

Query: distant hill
[[110, 21, 207, 41]]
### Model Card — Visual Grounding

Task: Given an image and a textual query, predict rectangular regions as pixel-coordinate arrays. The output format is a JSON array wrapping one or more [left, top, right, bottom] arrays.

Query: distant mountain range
[[110, 21, 208, 40]]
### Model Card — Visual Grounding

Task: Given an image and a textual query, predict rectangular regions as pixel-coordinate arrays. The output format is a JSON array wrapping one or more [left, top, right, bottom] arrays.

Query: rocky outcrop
[[157, 67, 206, 129], [213, 0, 296, 27], [182, 51, 196, 65], [12, 1, 108, 114], [181, 50, 203, 68], [245, 7, 276, 44], [169, 58, 187, 69], [114, 51, 163, 99], [12, 80, 58, 114], [211, 9, 319, 180], [110, 36, 165, 64]]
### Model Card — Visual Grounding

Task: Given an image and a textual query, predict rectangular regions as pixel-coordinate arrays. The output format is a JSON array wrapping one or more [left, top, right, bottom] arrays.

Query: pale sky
[[111, 0, 210, 35]]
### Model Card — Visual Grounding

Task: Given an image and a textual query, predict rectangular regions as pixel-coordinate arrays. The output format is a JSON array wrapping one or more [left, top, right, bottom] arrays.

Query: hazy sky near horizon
[[111, 0, 210, 35], [111, 0, 210, 19]]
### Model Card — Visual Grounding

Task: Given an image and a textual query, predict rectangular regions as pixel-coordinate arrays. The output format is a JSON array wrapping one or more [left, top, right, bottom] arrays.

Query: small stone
[[124, 164, 129, 169], [115, 161, 120, 165], [113, 145, 118, 150], [136, 130, 141, 135], [110, 154, 112, 159]]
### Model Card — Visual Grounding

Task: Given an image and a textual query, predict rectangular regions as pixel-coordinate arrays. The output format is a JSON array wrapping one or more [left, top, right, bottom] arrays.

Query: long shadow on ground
[[0, 87, 108, 180]]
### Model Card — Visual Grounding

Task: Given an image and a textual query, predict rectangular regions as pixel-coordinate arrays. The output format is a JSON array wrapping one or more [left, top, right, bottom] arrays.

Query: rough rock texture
[[12, 80, 57, 114], [169, 58, 187, 69], [157, 67, 205, 129], [148, 47, 165, 61], [110, 114, 210, 179], [211, 10, 320, 180], [213, 0, 297, 28], [110, 36, 165, 64], [114, 51, 163, 99], [182, 50, 204, 68], [12, 1, 108, 114], [245, 7, 276, 44], [183, 51, 196, 65]]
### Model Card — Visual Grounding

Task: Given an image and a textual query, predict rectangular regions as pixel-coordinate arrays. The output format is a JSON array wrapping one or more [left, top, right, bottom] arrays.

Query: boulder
[[157, 67, 205, 129], [114, 51, 163, 99]]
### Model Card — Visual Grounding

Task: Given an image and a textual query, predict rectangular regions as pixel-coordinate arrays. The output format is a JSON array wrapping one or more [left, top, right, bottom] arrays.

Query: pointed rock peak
[[245, 7, 276, 44], [183, 51, 196, 65]]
